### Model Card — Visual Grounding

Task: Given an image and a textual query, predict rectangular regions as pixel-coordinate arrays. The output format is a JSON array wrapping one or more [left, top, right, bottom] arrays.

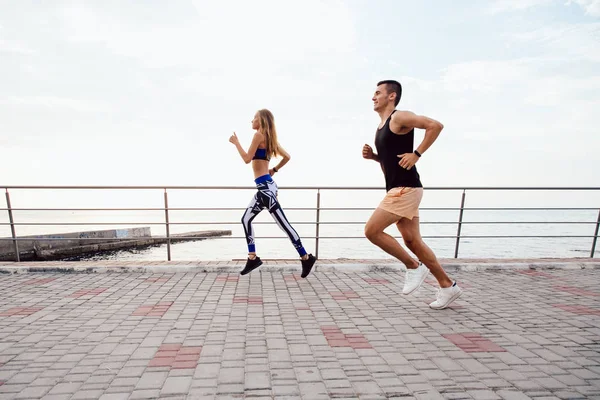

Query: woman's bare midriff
[[252, 159, 269, 179]]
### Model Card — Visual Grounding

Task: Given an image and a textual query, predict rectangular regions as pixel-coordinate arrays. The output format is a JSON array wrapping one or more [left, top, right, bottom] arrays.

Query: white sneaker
[[429, 283, 463, 309], [402, 262, 429, 295]]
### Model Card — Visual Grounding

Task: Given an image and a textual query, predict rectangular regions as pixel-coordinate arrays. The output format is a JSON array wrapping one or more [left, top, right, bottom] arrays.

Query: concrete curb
[[0, 260, 599, 274]]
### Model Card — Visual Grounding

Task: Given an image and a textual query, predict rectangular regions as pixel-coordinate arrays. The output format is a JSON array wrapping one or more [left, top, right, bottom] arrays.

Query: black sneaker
[[240, 256, 263, 275], [301, 254, 316, 278]]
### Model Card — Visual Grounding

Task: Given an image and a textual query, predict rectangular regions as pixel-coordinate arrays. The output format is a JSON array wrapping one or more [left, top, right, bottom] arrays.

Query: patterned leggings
[[241, 177, 307, 257]]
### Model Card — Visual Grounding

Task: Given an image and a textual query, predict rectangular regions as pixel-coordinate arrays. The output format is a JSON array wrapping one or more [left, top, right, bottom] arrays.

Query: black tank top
[[374, 110, 423, 191]]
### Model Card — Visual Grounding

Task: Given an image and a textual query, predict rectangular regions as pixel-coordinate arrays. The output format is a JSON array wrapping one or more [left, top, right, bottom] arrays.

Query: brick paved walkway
[[0, 265, 599, 399]]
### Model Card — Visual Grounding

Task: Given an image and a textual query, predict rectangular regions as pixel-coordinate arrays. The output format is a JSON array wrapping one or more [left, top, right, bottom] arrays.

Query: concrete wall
[[0, 227, 152, 257]]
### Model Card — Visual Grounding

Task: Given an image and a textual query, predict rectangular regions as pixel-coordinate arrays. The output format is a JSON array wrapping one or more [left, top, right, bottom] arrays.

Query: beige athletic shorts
[[377, 187, 424, 220]]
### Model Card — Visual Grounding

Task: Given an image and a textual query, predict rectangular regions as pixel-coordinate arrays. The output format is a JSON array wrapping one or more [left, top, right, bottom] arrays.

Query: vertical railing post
[[315, 189, 321, 260], [5, 189, 20, 262], [164, 189, 171, 261], [454, 190, 466, 259], [591, 208, 600, 258]]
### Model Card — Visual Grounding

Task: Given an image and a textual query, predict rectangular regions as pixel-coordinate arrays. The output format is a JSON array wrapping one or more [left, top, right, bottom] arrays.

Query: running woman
[[229, 109, 316, 277]]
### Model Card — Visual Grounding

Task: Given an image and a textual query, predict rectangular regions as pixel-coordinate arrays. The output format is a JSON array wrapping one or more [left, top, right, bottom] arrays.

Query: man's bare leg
[[397, 217, 453, 288], [365, 208, 419, 269]]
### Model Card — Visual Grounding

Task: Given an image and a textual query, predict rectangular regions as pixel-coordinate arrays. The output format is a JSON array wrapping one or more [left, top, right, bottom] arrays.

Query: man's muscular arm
[[390, 111, 444, 170]]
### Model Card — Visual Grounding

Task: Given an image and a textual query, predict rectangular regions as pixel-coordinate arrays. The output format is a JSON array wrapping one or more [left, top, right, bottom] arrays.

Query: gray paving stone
[[533, 376, 568, 390], [14, 385, 52, 398], [42, 395, 73, 400], [552, 391, 588, 399], [571, 368, 600, 379], [0, 269, 599, 399], [129, 389, 161, 399], [135, 371, 168, 390], [98, 394, 130, 400], [245, 371, 271, 390], [216, 383, 244, 394], [298, 381, 328, 397], [432, 357, 464, 371], [572, 385, 600, 396], [497, 390, 533, 400], [217, 367, 244, 384], [110, 377, 139, 387], [47, 382, 83, 394], [161, 376, 192, 395], [467, 390, 502, 400], [85, 374, 115, 385], [443, 393, 475, 400], [414, 391, 445, 400], [353, 380, 384, 394], [70, 389, 106, 400]]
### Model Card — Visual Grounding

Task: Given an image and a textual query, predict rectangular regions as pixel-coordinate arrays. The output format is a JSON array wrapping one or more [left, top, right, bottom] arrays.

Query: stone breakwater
[[0, 227, 232, 261]]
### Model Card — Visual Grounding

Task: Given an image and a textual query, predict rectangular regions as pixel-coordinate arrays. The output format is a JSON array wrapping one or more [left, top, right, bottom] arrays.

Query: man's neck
[[378, 106, 396, 123]]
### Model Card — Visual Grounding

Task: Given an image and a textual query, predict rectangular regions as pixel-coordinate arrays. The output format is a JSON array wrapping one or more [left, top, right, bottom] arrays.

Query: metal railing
[[1, 186, 599, 262]]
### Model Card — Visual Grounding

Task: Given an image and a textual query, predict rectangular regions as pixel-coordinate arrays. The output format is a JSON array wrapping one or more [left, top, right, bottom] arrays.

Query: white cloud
[[0, 38, 34, 54], [510, 22, 600, 62], [486, 0, 555, 14], [56, 1, 355, 70], [488, 0, 600, 15], [398, 55, 600, 161], [436, 58, 600, 104], [567, 0, 600, 16], [48, 0, 359, 117], [0, 96, 110, 112], [440, 60, 531, 93], [523, 75, 600, 106], [0, 22, 33, 53]]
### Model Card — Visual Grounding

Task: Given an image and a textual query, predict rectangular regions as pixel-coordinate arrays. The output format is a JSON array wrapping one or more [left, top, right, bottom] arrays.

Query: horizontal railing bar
[[4, 208, 253, 212], [1, 207, 598, 212], [2, 185, 600, 191], [458, 207, 600, 211], [0, 207, 598, 214], [1, 221, 597, 226], [0, 235, 596, 242], [0, 222, 173, 226], [0, 207, 386, 211], [453, 221, 598, 224], [4, 208, 373, 211], [0, 208, 173, 212]]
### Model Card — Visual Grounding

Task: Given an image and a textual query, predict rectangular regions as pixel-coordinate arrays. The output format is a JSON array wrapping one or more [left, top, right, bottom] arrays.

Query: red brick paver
[[553, 304, 600, 315], [0, 307, 43, 317], [22, 278, 56, 285], [132, 302, 173, 317], [321, 326, 372, 349], [148, 344, 203, 369], [329, 291, 360, 300], [554, 285, 600, 297], [443, 333, 507, 353], [233, 296, 263, 304], [216, 275, 239, 282], [516, 270, 556, 278]]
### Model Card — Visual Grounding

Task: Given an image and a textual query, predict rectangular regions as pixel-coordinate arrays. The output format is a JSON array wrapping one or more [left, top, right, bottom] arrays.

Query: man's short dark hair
[[377, 80, 402, 106]]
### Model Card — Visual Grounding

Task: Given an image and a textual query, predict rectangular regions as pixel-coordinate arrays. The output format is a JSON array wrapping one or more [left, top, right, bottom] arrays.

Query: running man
[[362, 80, 462, 309]]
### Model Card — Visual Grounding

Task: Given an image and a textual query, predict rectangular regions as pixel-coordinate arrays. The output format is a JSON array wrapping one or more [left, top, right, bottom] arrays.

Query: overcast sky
[[1, 0, 599, 189]]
